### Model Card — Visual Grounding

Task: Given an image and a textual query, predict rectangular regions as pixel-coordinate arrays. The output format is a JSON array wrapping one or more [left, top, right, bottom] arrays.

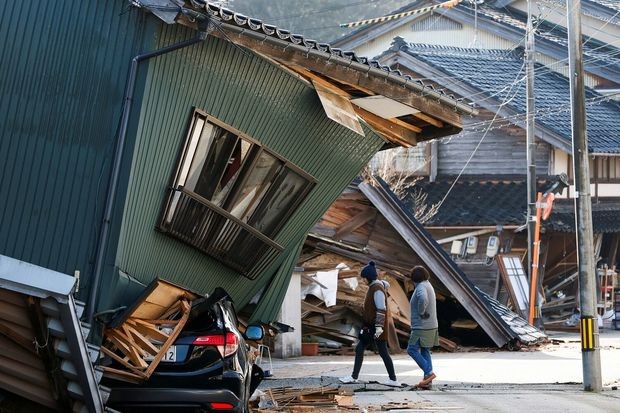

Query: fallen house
[[0, 0, 472, 339], [395, 177, 620, 328], [302, 177, 546, 349], [0, 0, 476, 408]]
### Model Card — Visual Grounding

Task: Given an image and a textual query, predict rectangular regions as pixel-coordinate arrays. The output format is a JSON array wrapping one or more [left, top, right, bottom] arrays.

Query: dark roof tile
[[401, 176, 620, 232], [396, 44, 620, 154]]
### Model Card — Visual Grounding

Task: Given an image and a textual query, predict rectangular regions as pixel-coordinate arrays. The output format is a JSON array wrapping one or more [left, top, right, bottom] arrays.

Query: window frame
[[160, 108, 317, 255]]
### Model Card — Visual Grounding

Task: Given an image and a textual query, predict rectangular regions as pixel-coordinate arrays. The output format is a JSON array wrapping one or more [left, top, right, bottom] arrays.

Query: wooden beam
[[413, 112, 443, 128], [436, 228, 496, 245], [289, 66, 351, 97], [333, 208, 377, 240], [0, 321, 35, 354], [388, 117, 423, 133], [354, 106, 418, 147]]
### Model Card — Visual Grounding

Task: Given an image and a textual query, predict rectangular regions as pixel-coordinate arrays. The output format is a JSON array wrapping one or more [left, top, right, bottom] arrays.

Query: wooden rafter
[[333, 208, 377, 240], [413, 112, 443, 128], [102, 280, 196, 383]]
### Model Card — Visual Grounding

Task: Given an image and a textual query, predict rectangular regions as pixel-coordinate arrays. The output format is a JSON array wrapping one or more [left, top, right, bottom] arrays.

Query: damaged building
[[0, 0, 477, 409], [295, 176, 546, 352]]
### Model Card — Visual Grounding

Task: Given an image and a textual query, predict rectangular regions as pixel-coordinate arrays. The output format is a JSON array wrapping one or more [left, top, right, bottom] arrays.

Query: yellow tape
[[340, 0, 464, 28], [580, 317, 595, 351]]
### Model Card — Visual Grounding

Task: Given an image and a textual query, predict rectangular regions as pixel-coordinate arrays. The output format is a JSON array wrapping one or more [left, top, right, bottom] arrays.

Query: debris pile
[[100, 279, 200, 382], [251, 386, 352, 412], [299, 255, 458, 353]]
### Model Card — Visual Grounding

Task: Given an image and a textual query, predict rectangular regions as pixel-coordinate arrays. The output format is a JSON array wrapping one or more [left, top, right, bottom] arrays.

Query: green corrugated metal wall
[[112, 22, 384, 309], [0, 0, 147, 300]]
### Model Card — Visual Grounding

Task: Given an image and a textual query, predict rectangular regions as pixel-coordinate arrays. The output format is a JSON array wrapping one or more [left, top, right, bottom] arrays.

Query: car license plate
[[162, 345, 176, 362]]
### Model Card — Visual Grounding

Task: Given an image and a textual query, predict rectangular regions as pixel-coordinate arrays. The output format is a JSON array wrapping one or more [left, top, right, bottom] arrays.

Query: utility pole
[[525, 0, 538, 325], [566, 0, 602, 392]]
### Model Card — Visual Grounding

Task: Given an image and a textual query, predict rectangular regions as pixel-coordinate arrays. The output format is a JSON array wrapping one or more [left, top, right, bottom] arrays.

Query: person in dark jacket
[[408, 265, 438, 387], [340, 261, 401, 387]]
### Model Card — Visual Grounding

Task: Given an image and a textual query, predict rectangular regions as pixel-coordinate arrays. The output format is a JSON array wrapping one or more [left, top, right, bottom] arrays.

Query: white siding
[[512, 0, 620, 46]]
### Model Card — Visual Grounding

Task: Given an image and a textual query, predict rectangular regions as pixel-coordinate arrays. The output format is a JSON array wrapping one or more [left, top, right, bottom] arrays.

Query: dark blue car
[[104, 288, 264, 413]]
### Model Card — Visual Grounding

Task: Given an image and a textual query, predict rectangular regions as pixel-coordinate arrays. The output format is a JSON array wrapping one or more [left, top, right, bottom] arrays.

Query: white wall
[[274, 272, 301, 358]]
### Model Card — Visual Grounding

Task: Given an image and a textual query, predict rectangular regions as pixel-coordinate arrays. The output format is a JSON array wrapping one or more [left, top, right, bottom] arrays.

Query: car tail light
[[209, 402, 235, 410], [192, 331, 238, 357]]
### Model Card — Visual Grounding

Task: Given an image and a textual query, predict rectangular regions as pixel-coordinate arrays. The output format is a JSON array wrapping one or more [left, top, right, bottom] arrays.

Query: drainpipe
[[86, 31, 208, 325]]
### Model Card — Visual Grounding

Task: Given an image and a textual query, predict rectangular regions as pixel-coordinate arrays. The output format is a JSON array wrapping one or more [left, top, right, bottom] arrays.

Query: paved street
[[257, 330, 620, 412]]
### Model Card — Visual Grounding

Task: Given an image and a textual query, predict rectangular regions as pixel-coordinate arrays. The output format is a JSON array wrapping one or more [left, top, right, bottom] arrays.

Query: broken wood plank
[[439, 336, 458, 352], [333, 208, 377, 241]]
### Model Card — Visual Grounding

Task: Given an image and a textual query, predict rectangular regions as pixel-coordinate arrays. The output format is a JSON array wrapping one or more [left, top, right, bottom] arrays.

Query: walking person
[[407, 265, 438, 388], [340, 261, 401, 387]]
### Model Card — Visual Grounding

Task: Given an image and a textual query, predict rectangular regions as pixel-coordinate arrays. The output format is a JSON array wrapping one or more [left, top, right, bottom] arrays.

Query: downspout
[[86, 31, 208, 325]]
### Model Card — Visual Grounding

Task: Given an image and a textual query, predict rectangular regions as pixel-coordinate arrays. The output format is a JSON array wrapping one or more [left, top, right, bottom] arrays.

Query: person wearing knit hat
[[360, 261, 378, 281], [340, 261, 401, 387]]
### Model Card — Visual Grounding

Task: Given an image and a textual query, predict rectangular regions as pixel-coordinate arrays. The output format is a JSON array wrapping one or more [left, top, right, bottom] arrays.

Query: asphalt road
[[256, 330, 620, 412]]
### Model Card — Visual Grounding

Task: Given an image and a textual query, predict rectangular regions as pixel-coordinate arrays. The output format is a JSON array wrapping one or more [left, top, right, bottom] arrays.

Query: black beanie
[[360, 261, 378, 281]]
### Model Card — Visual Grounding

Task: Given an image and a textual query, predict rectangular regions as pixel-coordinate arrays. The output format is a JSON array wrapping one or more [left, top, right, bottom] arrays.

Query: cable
[[434, 62, 526, 210]]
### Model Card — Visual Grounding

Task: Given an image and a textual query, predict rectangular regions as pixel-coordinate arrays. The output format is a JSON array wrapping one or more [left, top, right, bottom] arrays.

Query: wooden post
[[529, 192, 543, 325]]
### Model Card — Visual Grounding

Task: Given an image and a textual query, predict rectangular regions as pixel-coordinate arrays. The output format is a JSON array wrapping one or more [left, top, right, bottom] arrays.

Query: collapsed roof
[[360, 176, 546, 347], [397, 175, 620, 233]]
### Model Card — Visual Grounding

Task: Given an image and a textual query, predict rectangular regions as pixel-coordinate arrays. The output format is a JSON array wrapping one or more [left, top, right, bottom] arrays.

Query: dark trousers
[[352, 335, 396, 381]]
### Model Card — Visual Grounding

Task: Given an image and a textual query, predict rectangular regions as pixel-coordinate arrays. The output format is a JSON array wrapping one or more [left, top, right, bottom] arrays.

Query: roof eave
[[382, 50, 573, 153]]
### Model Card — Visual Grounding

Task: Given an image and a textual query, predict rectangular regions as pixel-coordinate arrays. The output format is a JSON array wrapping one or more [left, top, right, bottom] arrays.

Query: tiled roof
[[461, 3, 620, 76], [136, 0, 473, 114], [392, 40, 620, 154], [585, 0, 620, 19], [401, 176, 536, 227], [400, 176, 620, 232], [546, 199, 620, 233], [334, 1, 620, 83]]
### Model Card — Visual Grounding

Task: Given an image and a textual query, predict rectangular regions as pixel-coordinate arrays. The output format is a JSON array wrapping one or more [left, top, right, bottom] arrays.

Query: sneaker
[[380, 379, 402, 387], [339, 375, 359, 384], [418, 372, 436, 386]]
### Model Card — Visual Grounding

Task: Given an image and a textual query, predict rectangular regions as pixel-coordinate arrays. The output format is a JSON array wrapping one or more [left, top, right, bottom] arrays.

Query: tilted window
[[159, 110, 316, 279]]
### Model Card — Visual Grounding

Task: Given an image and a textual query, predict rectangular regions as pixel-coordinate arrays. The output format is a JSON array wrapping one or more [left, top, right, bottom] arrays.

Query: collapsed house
[[0, 0, 478, 408], [299, 176, 546, 350]]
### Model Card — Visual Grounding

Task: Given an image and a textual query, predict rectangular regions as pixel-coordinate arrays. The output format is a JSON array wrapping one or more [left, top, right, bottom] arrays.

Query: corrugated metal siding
[[250, 238, 305, 323], [112, 23, 384, 309], [437, 114, 551, 176], [0, 0, 146, 299]]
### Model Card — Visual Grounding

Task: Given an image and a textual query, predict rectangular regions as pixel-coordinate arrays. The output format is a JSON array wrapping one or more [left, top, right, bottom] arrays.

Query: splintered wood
[[300, 254, 457, 353], [102, 279, 199, 383], [255, 386, 354, 412]]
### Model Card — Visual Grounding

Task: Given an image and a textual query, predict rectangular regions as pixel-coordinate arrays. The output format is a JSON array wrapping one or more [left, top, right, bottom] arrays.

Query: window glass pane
[[211, 137, 251, 206], [193, 127, 238, 203], [229, 151, 281, 220], [177, 115, 206, 187], [185, 121, 215, 191], [249, 168, 310, 237]]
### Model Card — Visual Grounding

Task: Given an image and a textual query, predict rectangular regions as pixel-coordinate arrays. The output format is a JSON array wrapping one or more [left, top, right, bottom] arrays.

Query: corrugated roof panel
[[0, 255, 105, 411]]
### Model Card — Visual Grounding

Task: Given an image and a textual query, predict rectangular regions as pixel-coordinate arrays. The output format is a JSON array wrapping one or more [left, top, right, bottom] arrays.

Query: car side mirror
[[245, 325, 264, 341]]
